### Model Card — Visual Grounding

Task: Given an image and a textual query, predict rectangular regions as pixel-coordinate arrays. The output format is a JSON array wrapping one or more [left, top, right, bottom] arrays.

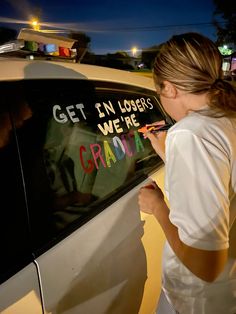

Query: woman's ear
[[161, 80, 177, 98]]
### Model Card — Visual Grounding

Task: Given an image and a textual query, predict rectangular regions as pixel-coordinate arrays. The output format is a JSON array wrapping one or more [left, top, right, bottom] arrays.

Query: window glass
[[14, 80, 167, 253], [0, 82, 32, 283]]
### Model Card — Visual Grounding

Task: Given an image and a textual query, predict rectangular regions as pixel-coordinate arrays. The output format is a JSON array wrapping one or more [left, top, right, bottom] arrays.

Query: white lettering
[[95, 103, 105, 118], [146, 98, 154, 109], [130, 114, 140, 127], [97, 120, 114, 135], [53, 105, 68, 123], [113, 118, 123, 133], [66, 105, 79, 123], [103, 101, 116, 115], [75, 103, 86, 120], [53, 104, 87, 124]]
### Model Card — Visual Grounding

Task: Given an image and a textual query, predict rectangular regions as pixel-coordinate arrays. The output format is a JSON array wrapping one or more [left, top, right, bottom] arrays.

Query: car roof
[[0, 59, 156, 91]]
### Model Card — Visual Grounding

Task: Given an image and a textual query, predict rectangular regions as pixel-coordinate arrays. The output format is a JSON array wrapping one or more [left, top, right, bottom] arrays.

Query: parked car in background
[[0, 50, 173, 313]]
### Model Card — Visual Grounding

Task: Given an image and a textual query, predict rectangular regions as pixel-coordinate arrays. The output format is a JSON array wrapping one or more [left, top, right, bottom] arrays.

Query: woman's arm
[[138, 184, 228, 282]]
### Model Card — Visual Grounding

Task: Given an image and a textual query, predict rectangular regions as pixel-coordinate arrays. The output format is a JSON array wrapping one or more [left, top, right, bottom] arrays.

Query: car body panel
[[35, 168, 165, 314], [0, 59, 156, 91], [0, 264, 42, 314]]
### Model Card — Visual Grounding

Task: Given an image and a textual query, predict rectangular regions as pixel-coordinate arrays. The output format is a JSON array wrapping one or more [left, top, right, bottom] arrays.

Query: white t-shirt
[[162, 111, 236, 314]]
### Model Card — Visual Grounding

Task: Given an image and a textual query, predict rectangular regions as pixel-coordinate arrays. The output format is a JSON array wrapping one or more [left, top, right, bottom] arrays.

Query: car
[[0, 39, 173, 314]]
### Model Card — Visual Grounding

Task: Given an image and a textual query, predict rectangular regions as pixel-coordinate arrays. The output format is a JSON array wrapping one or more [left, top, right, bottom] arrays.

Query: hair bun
[[210, 78, 236, 96], [212, 78, 223, 85], [211, 78, 226, 89]]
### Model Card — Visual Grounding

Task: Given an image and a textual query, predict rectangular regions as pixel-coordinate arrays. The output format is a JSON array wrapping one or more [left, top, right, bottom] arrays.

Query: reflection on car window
[[12, 80, 165, 253], [0, 83, 32, 283]]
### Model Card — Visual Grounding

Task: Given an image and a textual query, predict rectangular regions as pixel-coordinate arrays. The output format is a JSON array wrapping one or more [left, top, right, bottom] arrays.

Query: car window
[[9, 79, 167, 254], [0, 83, 32, 283]]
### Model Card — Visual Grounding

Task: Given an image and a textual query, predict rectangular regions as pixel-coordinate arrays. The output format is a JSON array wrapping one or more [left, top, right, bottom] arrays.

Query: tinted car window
[[10, 79, 167, 254], [0, 83, 32, 283]]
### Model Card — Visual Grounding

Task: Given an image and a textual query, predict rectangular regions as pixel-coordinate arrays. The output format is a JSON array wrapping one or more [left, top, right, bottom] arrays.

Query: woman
[[138, 33, 236, 314]]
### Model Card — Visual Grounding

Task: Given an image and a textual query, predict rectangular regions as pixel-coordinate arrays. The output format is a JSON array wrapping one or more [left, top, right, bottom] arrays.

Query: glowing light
[[218, 45, 233, 56], [132, 46, 138, 57], [31, 19, 40, 31]]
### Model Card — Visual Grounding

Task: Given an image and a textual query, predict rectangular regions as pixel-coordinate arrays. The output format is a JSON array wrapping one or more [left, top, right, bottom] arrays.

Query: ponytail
[[207, 79, 236, 118]]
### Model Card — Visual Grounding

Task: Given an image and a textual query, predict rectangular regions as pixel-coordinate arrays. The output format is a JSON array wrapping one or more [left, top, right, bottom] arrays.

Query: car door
[[15, 78, 170, 314]]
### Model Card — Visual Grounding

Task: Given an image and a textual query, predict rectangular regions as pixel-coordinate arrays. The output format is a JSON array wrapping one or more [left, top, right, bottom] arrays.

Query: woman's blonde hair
[[153, 32, 236, 117]]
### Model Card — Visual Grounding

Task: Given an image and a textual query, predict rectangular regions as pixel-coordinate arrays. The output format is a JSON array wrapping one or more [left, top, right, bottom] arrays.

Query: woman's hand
[[144, 129, 167, 162], [138, 181, 168, 221]]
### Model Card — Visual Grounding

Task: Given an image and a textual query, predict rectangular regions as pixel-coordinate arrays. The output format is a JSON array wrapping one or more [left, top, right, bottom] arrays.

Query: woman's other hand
[[138, 181, 167, 220]]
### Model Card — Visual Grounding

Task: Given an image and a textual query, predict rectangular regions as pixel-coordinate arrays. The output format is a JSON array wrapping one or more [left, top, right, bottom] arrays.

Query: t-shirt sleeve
[[165, 130, 230, 250]]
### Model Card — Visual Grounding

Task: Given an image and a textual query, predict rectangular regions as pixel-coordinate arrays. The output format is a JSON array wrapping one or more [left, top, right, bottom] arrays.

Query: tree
[[141, 44, 163, 69], [213, 0, 236, 45], [0, 27, 17, 45], [68, 32, 91, 48], [114, 51, 130, 58]]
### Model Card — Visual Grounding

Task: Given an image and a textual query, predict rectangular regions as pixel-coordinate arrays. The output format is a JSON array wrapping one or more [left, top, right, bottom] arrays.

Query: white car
[[0, 57, 172, 314]]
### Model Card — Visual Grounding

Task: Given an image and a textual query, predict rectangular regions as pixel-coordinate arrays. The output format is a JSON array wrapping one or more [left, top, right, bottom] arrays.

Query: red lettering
[[79, 145, 94, 173], [90, 143, 106, 169]]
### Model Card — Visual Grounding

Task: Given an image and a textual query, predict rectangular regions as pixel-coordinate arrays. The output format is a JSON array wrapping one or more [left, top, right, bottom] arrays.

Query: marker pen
[[138, 123, 172, 134]]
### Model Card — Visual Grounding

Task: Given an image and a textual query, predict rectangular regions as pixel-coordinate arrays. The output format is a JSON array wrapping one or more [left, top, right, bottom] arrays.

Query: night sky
[[1, 0, 217, 54]]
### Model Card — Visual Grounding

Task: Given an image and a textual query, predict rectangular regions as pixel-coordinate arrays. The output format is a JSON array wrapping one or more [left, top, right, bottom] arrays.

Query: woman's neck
[[182, 92, 208, 112]]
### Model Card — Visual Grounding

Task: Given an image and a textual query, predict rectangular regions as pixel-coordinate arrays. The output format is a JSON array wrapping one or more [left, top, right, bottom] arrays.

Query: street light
[[31, 19, 40, 31], [132, 46, 138, 57]]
